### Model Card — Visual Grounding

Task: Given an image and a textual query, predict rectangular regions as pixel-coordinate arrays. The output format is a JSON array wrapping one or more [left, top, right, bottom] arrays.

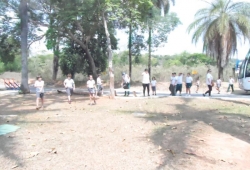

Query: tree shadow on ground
[[122, 97, 250, 169], [0, 92, 90, 168]]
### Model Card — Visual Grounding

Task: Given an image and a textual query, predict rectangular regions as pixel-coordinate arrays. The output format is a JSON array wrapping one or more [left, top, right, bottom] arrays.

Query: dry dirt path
[[0, 93, 250, 170]]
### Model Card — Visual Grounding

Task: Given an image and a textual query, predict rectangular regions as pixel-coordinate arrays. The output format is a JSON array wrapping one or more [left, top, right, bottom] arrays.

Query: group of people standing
[[122, 69, 157, 97], [169, 72, 194, 96], [34, 69, 236, 109], [34, 74, 104, 109], [169, 69, 235, 97]]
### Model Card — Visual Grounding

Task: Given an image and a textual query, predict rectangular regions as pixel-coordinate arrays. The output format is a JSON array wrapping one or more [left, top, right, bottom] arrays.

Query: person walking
[[227, 76, 234, 92], [64, 74, 75, 104], [34, 75, 44, 110], [87, 75, 96, 105], [216, 77, 222, 94], [176, 73, 183, 96], [203, 69, 213, 97], [96, 74, 103, 96], [151, 77, 157, 95], [185, 73, 193, 96], [142, 69, 150, 96], [121, 72, 130, 96]]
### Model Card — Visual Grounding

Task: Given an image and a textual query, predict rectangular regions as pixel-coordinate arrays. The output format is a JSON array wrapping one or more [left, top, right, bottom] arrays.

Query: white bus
[[238, 50, 250, 91]]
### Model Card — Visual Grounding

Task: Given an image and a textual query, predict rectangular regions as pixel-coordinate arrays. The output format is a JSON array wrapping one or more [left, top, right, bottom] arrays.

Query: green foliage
[[0, 35, 20, 64], [113, 51, 216, 67], [59, 39, 109, 77], [4, 56, 22, 72], [0, 62, 5, 74], [29, 54, 54, 78]]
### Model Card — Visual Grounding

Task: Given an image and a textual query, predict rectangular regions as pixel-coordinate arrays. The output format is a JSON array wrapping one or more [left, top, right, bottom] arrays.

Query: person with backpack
[[121, 72, 130, 96]]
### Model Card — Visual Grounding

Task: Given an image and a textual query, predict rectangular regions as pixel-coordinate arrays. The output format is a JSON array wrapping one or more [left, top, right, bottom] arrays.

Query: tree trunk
[[218, 66, 224, 81], [20, 0, 30, 93], [148, 26, 152, 80], [52, 38, 60, 81], [160, 1, 165, 17], [67, 31, 98, 80], [102, 11, 115, 99], [85, 48, 97, 79], [128, 21, 132, 78]]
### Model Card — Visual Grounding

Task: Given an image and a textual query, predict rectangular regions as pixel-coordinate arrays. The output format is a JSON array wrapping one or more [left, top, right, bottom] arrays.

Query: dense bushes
[[0, 56, 22, 74]]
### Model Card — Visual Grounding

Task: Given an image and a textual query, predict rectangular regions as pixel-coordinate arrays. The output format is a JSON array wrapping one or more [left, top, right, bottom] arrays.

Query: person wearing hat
[[34, 75, 44, 110], [121, 72, 130, 96], [203, 69, 213, 97], [64, 73, 75, 104]]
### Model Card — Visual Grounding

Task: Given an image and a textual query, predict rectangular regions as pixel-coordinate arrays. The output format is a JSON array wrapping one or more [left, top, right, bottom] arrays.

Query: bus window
[[238, 60, 246, 79], [245, 60, 250, 77]]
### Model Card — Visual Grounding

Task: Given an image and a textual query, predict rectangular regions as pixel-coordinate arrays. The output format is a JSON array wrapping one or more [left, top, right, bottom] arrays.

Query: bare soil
[[0, 91, 250, 170]]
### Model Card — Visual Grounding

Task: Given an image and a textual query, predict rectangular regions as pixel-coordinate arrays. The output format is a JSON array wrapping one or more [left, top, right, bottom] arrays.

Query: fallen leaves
[[11, 165, 18, 169], [166, 149, 175, 157], [48, 148, 57, 154]]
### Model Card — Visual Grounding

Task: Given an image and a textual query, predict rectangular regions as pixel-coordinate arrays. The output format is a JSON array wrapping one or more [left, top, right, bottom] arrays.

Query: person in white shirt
[[169, 73, 177, 96], [87, 75, 96, 105], [64, 74, 75, 104], [216, 77, 222, 94], [176, 73, 183, 96], [227, 76, 234, 92], [142, 69, 150, 96], [96, 74, 103, 96], [34, 75, 44, 110], [185, 73, 193, 96], [121, 72, 130, 96], [151, 77, 157, 95], [203, 69, 213, 97]]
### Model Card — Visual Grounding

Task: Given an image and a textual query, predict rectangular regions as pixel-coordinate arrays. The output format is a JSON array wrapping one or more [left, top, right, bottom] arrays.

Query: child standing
[[185, 73, 193, 96], [96, 74, 103, 96], [216, 77, 222, 94], [151, 77, 157, 95], [170, 73, 177, 96], [34, 75, 44, 110], [176, 73, 183, 96], [87, 75, 96, 105]]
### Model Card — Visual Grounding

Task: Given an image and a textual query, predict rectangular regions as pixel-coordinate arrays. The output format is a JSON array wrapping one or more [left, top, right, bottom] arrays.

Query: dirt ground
[[0, 90, 250, 170]]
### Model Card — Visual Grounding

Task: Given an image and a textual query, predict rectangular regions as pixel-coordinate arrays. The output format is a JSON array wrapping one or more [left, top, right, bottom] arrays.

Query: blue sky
[[115, 0, 250, 59]]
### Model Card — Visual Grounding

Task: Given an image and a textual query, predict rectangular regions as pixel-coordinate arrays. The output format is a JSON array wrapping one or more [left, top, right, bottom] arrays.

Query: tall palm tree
[[154, 0, 175, 17], [188, 0, 250, 79]]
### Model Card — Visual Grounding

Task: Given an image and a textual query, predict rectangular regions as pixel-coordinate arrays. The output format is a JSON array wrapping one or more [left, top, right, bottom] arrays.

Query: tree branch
[[28, 34, 46, 49]]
